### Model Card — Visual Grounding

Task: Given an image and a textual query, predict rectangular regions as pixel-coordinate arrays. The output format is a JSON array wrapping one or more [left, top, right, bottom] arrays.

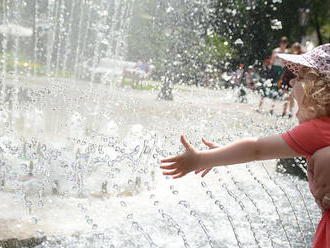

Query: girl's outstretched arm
[[160, 135, 300, 179], [194, 138, 219, 177]]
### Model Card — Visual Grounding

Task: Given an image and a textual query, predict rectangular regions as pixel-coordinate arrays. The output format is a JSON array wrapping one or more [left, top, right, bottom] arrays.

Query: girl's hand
[[195, 138, 219, 177], [160, 136, 202, 179]]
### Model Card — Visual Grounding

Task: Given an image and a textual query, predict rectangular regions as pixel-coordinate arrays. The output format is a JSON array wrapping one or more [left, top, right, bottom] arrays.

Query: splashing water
[[0, 1, 319, 248]]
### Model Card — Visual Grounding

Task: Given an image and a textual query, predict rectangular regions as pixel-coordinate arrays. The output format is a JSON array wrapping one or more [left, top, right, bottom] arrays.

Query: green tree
[[126, 0, 167, 63], [308, 0, 330, 44]]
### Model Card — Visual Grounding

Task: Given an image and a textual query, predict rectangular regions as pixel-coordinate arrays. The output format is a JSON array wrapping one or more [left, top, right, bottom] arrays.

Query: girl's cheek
[[289, 78, 296, 87], [296, 110, 303, 123], [296, 107, 314, 123]]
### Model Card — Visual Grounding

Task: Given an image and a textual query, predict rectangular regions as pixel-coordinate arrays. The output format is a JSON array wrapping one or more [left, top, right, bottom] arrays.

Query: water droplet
[[178, 201, 189, 208], [25, 201, 32, 208], [97, 233, 105, 239], [38, 200, 44, 207]]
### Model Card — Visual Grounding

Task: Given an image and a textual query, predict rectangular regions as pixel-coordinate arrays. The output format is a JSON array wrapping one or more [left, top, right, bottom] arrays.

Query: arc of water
[[0, 0, 9, 122], [73, 1, 85, 81], [120, 199, 158, 248], [118, 1, 134, 57], [201, 181, 243, 248], [227, 171, 276, 248], [54, 0, 66, 76], [114, 0, 133, 57], [62, 0, 76, 74], [46, 0, 58, 76], [221, 183, 263, 248], [295, 184, 316, 232], [105, 0, 120, 59], [76, 1, 92, 80], [89, 1, 106, 85], [33, 0, 39, 76], [9, 1, 22, 130], [246, 165, 293, 248], [158, 209, 191, 248], [262, 163, 309, 248], [170, 184, 216, 248], [131, 221, 158, 248], [150, 187, 191, 248]]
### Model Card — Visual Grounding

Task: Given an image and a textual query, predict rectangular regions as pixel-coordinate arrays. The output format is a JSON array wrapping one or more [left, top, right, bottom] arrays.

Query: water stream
[[0, 0, 320, 247]]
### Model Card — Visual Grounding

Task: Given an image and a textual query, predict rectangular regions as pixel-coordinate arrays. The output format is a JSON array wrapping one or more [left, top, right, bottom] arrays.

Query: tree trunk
[[313, 12, 323, 45]]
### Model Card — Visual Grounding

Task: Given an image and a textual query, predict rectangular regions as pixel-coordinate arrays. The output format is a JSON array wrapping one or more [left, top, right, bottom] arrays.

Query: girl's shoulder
[[304, 117, 330, 128], [310, 117, 330, 144], [313, 116, 330, 123], [313, 116, 330, 127]]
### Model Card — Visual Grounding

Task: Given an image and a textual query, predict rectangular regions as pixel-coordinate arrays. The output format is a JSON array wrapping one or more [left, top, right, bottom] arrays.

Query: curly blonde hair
[[299, 67, 330, 117]]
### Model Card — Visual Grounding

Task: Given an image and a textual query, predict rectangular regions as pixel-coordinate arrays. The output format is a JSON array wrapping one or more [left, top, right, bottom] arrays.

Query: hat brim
[[277, 53, 315, 75]]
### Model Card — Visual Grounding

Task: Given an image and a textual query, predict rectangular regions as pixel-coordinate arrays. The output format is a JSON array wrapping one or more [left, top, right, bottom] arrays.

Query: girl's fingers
[[161, 156, 179, 163], [195, 168, 205, 174], [181, 135, 194, 151], [201, 168, 212, 177], [201, 138, 211, 145], [163, 168, 180, 176], [202, 138, 218, 149], [173, 172, 185, 179], [160, 163, 177, 170]]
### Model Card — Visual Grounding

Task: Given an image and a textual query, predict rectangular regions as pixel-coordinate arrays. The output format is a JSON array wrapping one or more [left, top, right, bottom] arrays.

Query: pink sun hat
[[277, 43, 330, 79]]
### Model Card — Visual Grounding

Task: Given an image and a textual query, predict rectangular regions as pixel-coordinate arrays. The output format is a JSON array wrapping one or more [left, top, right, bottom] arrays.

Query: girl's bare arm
[[199, 135, 300, 168], [161, 135, 300, 179]]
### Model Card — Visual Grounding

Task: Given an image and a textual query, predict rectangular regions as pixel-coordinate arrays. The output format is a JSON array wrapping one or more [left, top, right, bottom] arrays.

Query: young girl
[[160, 43, 330, 247]]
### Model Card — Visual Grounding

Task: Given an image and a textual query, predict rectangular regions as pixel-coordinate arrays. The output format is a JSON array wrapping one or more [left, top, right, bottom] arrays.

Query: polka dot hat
[[277, 43, 330, 79]]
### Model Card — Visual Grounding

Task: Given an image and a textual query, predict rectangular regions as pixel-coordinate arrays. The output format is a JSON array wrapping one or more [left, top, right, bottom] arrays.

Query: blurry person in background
[[280, 42, 304, 117], [270, 36, 289, 86], [231, 63, 245, 88], [245, 65, 257, 90], [291, 42, 304, 54], [257, 37, 289, 115]]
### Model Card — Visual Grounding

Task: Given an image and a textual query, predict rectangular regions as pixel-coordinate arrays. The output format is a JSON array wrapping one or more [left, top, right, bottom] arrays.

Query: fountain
[[0, 0, 320, 247]]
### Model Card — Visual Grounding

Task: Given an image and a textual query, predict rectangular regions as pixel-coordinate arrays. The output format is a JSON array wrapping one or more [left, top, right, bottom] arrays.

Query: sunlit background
[[0, 0, 329, 247]]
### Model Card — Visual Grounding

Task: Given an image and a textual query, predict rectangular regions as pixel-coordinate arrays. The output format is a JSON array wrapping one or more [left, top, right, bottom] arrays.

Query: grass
[[0, 52, 72, 78]]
